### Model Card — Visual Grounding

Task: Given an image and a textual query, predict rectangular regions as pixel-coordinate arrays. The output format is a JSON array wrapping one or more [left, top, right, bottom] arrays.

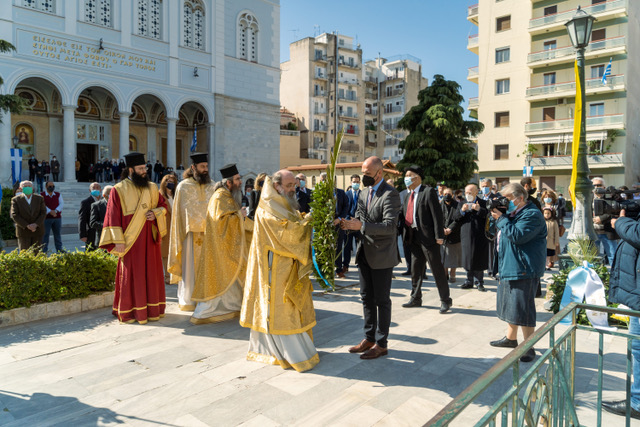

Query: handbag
[[558, 224, 566, 237]]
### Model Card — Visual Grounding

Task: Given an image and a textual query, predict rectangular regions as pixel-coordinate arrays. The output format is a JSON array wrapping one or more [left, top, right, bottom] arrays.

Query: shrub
[[0, 248, 117, 311], [1, 187, 16, 241]]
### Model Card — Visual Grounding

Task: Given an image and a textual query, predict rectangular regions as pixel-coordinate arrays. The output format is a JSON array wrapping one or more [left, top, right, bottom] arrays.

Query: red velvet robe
[[101, 187, 167, 324]]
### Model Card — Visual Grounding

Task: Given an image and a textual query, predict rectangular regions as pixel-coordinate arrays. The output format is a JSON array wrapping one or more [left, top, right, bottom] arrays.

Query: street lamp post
[[12, 136, 18, 148], [565, 6, 598, 242]]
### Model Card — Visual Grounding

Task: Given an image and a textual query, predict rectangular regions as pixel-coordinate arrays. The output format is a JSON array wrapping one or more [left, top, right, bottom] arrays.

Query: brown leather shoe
[[360, 344, 388, 360], [337, 271, 346, 278], [348, 339, 375, 353]]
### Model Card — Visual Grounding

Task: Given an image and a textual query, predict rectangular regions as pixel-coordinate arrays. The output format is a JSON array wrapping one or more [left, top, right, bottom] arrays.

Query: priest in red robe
[[99, 152, 168, 324]]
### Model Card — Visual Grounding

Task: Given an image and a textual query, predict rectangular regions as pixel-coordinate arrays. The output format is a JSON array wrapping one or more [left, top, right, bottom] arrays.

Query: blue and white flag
[[602, 58, 612, 85], [10, 148, 23, 185], [522, 166, 534, 177], [190, 125, 197, 152]]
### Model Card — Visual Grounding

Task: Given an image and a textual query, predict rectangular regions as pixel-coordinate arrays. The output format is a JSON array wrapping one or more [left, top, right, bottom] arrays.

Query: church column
[[207, 123, 215, 174], [0, 111, 11, 186], [118, 111, 131, 158], [62, 105, 76, 182], [166, 117, 177, 169]]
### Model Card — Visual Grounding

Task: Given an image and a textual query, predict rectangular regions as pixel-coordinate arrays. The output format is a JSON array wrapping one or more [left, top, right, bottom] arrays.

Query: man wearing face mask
[[343, 174, 362, 273], [520, 177, 542, 211], [489, 183, 546, 363], [41, 181, 64, 253], [79, 182, 102, 251], [90, 185, 112, 244], [341, 156, 401, 360], [50, 156, 60, 182], [400, 165, 451, 312], [10, 181, 46, 252], [295, 173, 311, 214], [481, 179, 500, 279], [454, 184, 490, 292]]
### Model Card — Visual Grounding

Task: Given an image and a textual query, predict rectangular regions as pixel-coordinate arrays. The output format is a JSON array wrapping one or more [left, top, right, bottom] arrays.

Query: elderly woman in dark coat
[[441, 187, 462, 283]]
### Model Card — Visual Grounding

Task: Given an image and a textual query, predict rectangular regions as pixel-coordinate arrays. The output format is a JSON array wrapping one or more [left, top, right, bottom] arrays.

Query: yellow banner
[[569, 59, 582, 206]]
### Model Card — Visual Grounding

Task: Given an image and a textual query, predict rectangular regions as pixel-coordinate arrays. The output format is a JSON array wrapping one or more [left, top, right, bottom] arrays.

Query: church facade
[[0, 0, 281, 184]]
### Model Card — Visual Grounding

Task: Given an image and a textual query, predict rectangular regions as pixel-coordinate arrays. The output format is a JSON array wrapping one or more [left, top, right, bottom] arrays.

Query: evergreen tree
[[397, 74, 484, 189], [0, 40, 27, 123]]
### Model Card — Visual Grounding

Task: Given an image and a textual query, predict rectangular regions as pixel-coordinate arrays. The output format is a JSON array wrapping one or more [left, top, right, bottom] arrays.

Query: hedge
[[0, 248, 117, 311], [1, 187, 16, 241]]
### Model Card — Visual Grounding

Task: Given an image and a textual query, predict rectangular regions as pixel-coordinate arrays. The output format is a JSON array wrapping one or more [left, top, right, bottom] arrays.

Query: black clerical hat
[[404, 164, 424, 179], [190, 152, 208, 164], [220, 163, 239, 179], [124, 152, 146, 168]]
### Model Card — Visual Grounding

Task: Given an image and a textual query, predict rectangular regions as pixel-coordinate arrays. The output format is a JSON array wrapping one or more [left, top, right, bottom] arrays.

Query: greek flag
[[10, 148, 23, 185], [522, 166, 534, 177], [602, 58, 612, 85], [190, 125, 197, 152]]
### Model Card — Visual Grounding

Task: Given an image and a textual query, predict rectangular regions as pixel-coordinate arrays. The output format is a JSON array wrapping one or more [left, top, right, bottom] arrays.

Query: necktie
[[405, 190, 415, 227], [367, 188, 374, 211]]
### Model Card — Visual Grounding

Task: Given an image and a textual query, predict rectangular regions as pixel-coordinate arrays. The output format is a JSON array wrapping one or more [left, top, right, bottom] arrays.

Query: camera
[[593, 186, 640, 220], [489, 196, 510, 213]]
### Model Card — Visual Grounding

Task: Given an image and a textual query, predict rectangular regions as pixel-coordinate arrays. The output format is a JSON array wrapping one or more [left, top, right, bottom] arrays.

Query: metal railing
[[428, 302, 640, 426], [338, 60, 360, 69], [526, 74, 625, 97], [279, 130, 299, 136], [530, 152, 623, 167], [313, 109, 327, 114], [468, 3, 479, 18], [469, 97, 479, 109], [315, 72, 327, 80], [528, 36, 626, 64], [529, 0, 627, 30], [384, 106, 403, 114], [339, 111, 358, 119], [313, 125, 327, 132], [525, 114, 624, 133], [341, 143, 360, 153], [468, 34, 479, 49], [468, 66, 479, 79], [313, 90, 326, 97], [338, 94, 358, 102]]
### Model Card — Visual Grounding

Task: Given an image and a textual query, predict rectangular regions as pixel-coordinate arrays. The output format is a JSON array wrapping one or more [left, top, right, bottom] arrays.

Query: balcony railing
[[315, 72, 327, 80], [385, 88, 404, 97], [385, 71, 405, 81], [312, 141, 327, 150], [529, 0, 627, 30], [338, 77, 360, 85], [340, 126, 359, 135], [525, 114, 624, 133], [467, 34, 479, 49], [365, 76, 378, 84], [384, 138, 400, 146], [530, 152, 623, 167], [338, 60, 360, 69], [341, 143, 360, 153], [468, 97, 479, 109], [339, 111, 358, 119], [313, 125, 327, 132], [526, 74, 625, 97], [313, 109, 327, 114], [314, 54, 327, 62], [383, 123, 400, 131], [384, 106, 403, 114], [468, 66, 479, 79], [313, 90, 326, 97], [468, 3, 479, 19], [338, 94, 358, 102], [527, 36, 626, 64], [365, 140, 377, 148], [280, 130, 299, 136]]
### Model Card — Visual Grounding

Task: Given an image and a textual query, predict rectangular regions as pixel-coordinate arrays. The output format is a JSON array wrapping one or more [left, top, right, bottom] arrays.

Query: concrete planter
[[0, 291, 114, 328]]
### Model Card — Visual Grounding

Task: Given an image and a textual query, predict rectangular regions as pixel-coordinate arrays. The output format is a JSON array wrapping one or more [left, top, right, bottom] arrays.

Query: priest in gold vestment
[[240, 170, 319, 372], [167, 153, 216, 311], [191, 164, 253, 324]]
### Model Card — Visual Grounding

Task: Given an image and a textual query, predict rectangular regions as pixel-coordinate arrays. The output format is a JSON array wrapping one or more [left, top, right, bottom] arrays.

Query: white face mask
[[465, 194, 475, 203]]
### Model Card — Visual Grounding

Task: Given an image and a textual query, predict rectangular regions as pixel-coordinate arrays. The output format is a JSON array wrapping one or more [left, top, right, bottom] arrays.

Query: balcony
[[365, 138, 377, 148], [383, 123, 400, 131], [280, 130, 300, 136], [524, 114, 624, 135], [338, 60, 360, 70], [530, 152, 623, 169], [313, 125, 327, 132], [467, 66, 479, 83], [365, 76, 378, 84], [529, 0, 628, 35], [338, 77, 360, 85], [384, 106, 404, 114], [338, 94, 358, 102], [312, 141, 327, 150], [467, 34, 479, 54], [339, 111, 358, 120], [313, 108, 327, 115], [468, 3, 479, 24], [527, 36, 626, 67], [384, 88, 405, 98], [313, 90, 326, 97], [385, 71, 405, 81], [341, 143, 361, 153], [314, 72, 327, 80], [468, 97, 479, 111], [384, 138, 401, 146], [365, 125, 377, 132], [364, 90, 377, 99], [526, 74, 625, 101], [314, 53, 328, 62], [340, 125, 359, 135]]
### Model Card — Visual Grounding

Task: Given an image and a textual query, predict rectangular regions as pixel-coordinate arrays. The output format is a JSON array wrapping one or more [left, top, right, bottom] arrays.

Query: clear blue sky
[[280, 0, 479, 109]]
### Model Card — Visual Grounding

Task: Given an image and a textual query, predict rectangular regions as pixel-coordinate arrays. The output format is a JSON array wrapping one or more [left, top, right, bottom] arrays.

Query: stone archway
[[174, 101, 210, 172]]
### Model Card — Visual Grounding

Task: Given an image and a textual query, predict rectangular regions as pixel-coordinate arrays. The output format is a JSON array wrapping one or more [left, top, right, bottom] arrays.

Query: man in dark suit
[[481, 178, 501, 278], [10, 181, 46, 252], [334, 185, 350, 277], [78, 182, 102, 251], [401, 165, 452, 313], [90, 185, 112, 243], [341, 157, 401, 360], [454, 184, 490, 291], [342, 174, 361, 273], [295, 173, 312, 213]]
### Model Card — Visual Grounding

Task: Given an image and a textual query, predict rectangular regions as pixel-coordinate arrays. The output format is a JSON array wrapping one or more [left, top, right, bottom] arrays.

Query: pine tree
[[0, 40, 27, 123], [397, 75, 484, 190]]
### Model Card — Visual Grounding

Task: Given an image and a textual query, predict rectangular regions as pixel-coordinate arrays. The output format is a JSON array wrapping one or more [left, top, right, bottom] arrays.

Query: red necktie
[[405, 191, 415, 227]]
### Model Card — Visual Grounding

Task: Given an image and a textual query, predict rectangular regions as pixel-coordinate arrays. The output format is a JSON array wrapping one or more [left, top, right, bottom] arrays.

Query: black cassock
[[453, 197, 489, 271]]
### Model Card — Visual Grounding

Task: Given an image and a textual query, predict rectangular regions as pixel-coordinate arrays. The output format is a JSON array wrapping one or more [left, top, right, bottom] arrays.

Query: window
[[84, 0, 112, 27], [137, 0, 162, 39], [543, 72, 556, 85], [495, 47, 510, 64], [591, 28, 606, 42], [496, 79, 510, 95], [542, 144, 556, 156], [238, 12, 259, 62], [591, 65, 605, 79], [495, 112, 510, 127], [183, 1, 205, 50], [22, 0, 55, 13], [544, 6, 557, 16], [494, 144, 509, 160], [496, 16, 511, 32], [543, 40, 557, 51], [589, 102, 604, 117], [542, 107, 556, 121]]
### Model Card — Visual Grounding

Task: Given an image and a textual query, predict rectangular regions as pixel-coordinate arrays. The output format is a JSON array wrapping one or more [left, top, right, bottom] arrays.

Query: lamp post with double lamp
[[12, 136, 18, 148], [565, 6, 598, 242]]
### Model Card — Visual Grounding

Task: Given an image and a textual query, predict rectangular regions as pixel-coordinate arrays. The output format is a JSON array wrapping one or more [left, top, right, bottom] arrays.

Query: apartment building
[[281, 33, 365, 163], [363, 55, 428, 163], [468, 0, 640, 193]]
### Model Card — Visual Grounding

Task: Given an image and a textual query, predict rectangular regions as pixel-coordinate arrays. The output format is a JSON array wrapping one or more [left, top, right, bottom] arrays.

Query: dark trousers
[[358, 252, 393, 348], [18, 230, 44, 253], [335, 229, 346, 272], [487, 240, 497, 276], [342, 231, 359, 269], [42, 217, 63, 252], [402, 233, 412, 272], [465, 270, 484, 285], [410, 240, 451, 304]]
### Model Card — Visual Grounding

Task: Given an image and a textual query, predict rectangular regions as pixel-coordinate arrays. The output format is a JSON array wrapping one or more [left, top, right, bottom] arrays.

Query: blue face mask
[[481, 187, 490, 195], [543, 197, 552, 204], [352, 183, 360, 191], [404, 177, 414, 188], [91, 190, 101, 197], [299, 180, 306, 188], [506, 200, 517, 214]]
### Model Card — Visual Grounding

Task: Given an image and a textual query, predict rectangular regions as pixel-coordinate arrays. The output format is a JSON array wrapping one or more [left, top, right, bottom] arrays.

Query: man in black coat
[[334, 186, 350, 277], [78, 182, 102, 251], [401, 165, 451, 312], [454, 183, 489, 291], [90, 185, 112, 242], [295, 173, 312, 213]]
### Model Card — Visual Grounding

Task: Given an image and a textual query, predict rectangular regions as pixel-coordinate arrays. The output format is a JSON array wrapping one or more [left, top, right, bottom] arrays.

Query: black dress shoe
[[460, 282, 474, 289], [439, 301, 452, 314], [520, 348, 536, 363], [490, 336, 518, 348], [602, 400, 640, 420], [477, 283, 486, 292], [402, 299, 422, 308], [401, 270, 412, 276]]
